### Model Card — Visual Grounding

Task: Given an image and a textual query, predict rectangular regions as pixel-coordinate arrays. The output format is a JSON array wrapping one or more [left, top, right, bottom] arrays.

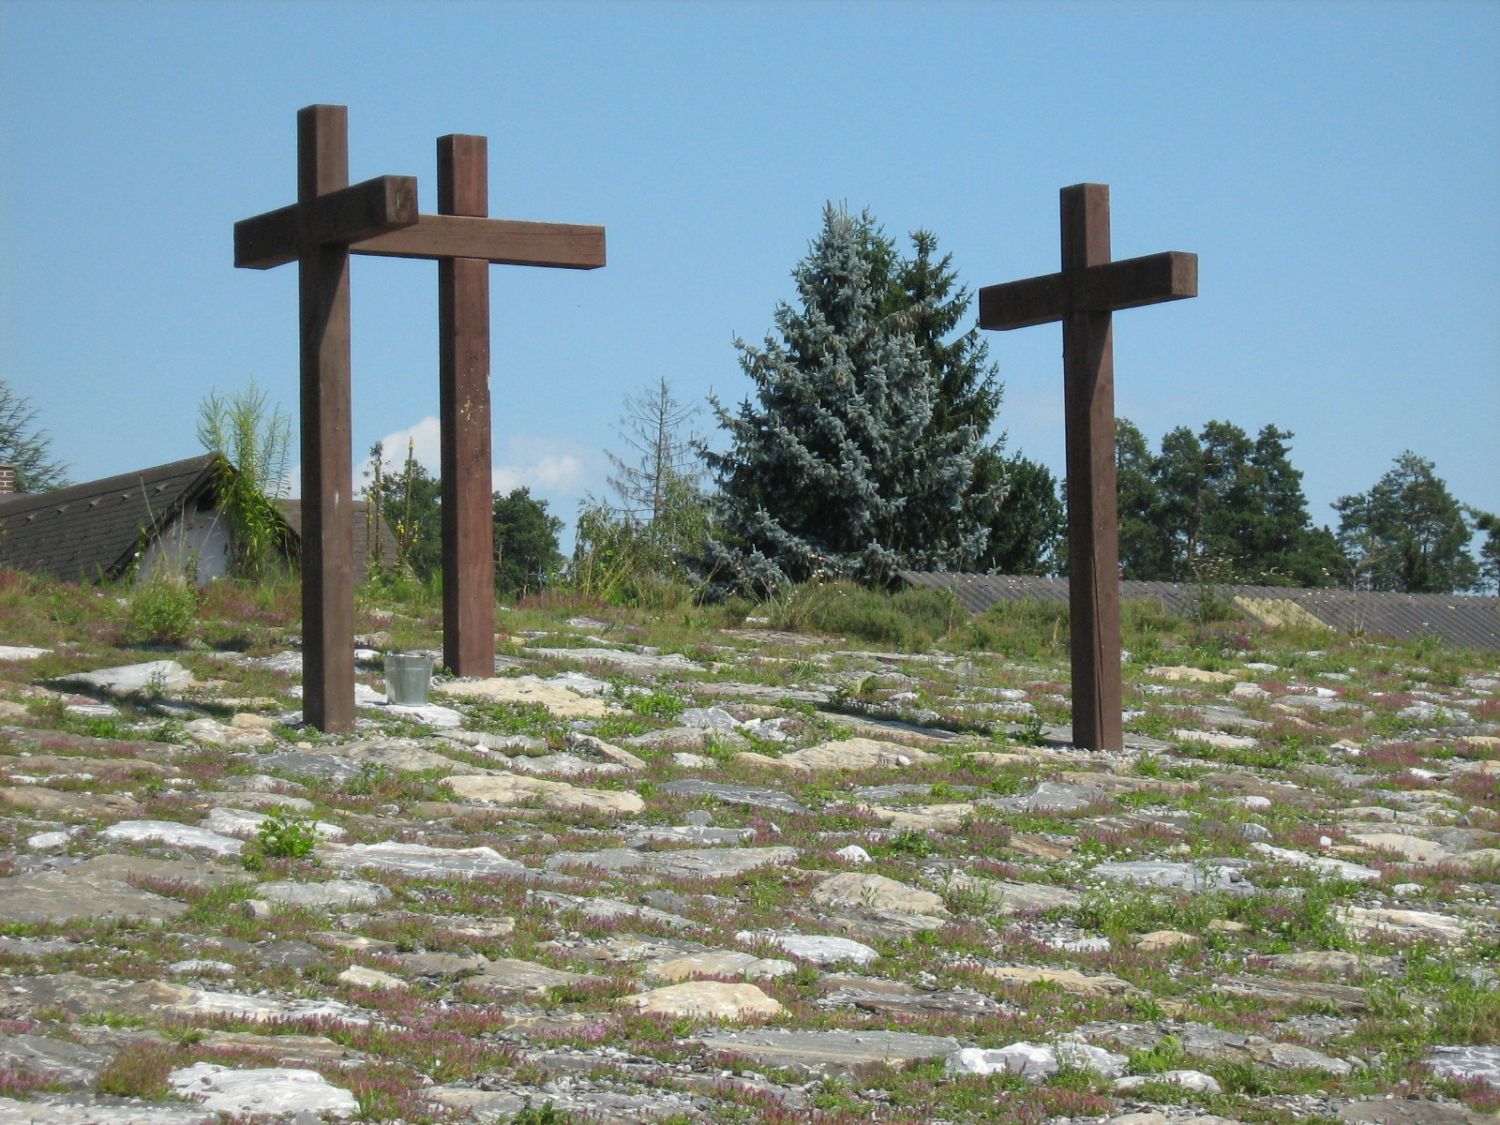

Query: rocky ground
[[0, 583, 1496, 1124]]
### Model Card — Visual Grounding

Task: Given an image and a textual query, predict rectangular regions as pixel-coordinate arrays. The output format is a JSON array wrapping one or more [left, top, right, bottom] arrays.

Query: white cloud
[[361, 416, 443, 485]]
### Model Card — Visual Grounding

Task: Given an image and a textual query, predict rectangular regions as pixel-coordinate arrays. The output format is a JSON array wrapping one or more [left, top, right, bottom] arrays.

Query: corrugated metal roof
[[898, 571, 1500, 653]]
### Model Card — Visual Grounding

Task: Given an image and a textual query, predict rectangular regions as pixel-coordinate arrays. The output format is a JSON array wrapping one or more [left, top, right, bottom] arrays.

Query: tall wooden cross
[[978, 184, 1196, 751], [235, 105, 604, 732]]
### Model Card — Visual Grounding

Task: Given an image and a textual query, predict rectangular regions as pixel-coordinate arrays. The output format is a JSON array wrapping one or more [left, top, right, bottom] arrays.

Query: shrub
[[127, 575, 199, 645]]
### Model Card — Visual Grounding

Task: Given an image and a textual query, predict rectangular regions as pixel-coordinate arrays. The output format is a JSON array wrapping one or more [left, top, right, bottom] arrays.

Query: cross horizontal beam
[[350, 215, 605, 269], [978, 250, 1197, 331], [234, 175, 420, 269]]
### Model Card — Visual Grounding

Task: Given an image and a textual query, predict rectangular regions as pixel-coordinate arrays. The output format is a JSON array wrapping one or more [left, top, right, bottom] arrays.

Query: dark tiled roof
[[0, 455, 224, 582], [898, 571, 1500, 653], [274, 500, 401, 577]]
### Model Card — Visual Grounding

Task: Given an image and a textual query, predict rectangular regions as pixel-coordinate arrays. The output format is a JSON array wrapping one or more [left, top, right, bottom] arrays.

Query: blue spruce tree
[[703, 205, 988, 592]]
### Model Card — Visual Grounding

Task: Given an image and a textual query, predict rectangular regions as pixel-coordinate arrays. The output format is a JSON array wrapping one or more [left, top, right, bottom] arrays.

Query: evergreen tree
[[978, 453, 1064, 574], [1468, 508, 1500, 594], [492, 487, 562, 599], [0, 380, 67, 492], [1334, 452, 1477, 592], [703, 205, 987, 591], [1116, 418, 1339, 586]]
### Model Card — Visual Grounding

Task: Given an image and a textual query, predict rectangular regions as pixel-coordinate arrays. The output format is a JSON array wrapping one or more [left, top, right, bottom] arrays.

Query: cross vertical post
[[978, 183, 1197, 751], [437, 135, 495, 677], [298, 105, 356, 735], [1060, 184, 1121, 752]]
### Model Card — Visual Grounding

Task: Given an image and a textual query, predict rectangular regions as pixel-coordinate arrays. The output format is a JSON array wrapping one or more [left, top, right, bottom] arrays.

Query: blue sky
[[3, 0, 1497, 552]]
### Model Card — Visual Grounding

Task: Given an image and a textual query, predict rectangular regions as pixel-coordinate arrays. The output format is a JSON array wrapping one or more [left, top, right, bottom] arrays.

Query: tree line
[[2, 199, 1496, 601]]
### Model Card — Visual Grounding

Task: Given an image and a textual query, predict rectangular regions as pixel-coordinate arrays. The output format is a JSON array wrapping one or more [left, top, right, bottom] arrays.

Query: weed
[[127, 574, 199, 645]]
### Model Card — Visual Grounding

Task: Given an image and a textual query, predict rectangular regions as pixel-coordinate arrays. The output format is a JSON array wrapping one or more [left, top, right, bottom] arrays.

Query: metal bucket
[[384, 653, 434, 706]]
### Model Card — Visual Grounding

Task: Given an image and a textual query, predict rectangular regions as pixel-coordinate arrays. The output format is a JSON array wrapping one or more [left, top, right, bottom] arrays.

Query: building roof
[[275, 500, 401, 576], [0, 456, 401, 584], [898, 571, 1500, 653], [0, 454, 224, 582]]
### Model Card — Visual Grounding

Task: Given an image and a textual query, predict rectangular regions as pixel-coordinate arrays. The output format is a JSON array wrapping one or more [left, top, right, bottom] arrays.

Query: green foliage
[[508, 1101, 574, 1125], [976, 450, 1065, 574], [257, 806, 319, 857], [704, 205, 994, 592], [127, 574, 199, 644], [1335, 452, 1479, 593], [364, 438, 442, 582], [0, 378, 67, 491], [493, 487, 563, 599], [1116, 418, 1341, 586], [767, 580, 962, 649], [1469, 507, 1500, 594], [196, 380, 292, 578]]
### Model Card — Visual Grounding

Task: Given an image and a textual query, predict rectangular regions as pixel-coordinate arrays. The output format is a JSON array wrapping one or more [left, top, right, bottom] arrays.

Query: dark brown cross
[[235, 105, 604, 732], [978, 183, 1196, 751]]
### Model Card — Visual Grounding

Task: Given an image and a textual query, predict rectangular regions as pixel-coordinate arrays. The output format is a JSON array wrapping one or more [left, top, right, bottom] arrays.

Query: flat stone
[[659, 779, 810, 815], [983, 966, 1140, 996], [99, 819, 244, 858], [944, 873, 1082, 915], [819, 975, 1007, 1017], [810, 872, 948, 917], [1091, 859, 1249, 893], [619, 981, 783, 1019], [0, 974, 368, 1026], [56, 659, 195, 696], [1135, 930, 1198, 951], [437, 674, 618, 717], [202, 806, 344, 841], [681, 706, 743, 731], [1341, 906, 1470, 943], [622, 825, 757, 847], [646, 950, 798, 983], [529, 891, 696, 931], [0, 646, 49, 660], [71, 853, 250, 892], [0, 1033, 112, 1089], [0, 786, 141, 820], [457, 957, 599, 1001], [1172, 729, 1259, 751], [502, 752, 629, 778], [389, 951, 491, 977], [741, 932, 879, 966], [338, 965, 407, 990], [320, 840, 527, 880], [547, 846, 796, 880], [1426, 1044, 1500, 1086], [0, 869, 188, 925], [530, 646, 707, 674], [1339, 1098, 1498, 1123], [692, 1028, 959, 1074], [258, 879, 390, 910], [1348, 832, 1453, 864], [1261, 950, 1395, 975], [1147, 665, 1237, 684], [445, 772, 644, 815], [858, 802, 974, 832], [947, 1039, 1128, 1080], [1115, 1069, 1222, 1095], [168, 1061, 358, 1118], [1216, 973, 1369, 1013], [0, 1096, 214, 1123], [746, 737, 936, 773]]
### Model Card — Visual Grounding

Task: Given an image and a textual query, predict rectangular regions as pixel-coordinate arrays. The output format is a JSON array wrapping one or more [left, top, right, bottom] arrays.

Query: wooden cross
[[235, 105, 604, 732], [978, 183, 1196, 751]]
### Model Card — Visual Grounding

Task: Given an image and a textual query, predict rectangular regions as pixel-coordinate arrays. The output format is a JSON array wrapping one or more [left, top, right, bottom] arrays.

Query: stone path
[[0, 600, 1496, 1123]]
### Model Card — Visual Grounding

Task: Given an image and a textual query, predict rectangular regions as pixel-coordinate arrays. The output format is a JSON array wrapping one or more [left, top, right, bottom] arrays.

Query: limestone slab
[[436, 675, 617, 718], [320, 840, 527, 880], [810, 872, 947, 917], [445, 772, 644, 815], [619, 981, 783, 1020], [693, 1028, 959, 1074], [168, 1062, 358, 1118], [546, 846, 796, 880]]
